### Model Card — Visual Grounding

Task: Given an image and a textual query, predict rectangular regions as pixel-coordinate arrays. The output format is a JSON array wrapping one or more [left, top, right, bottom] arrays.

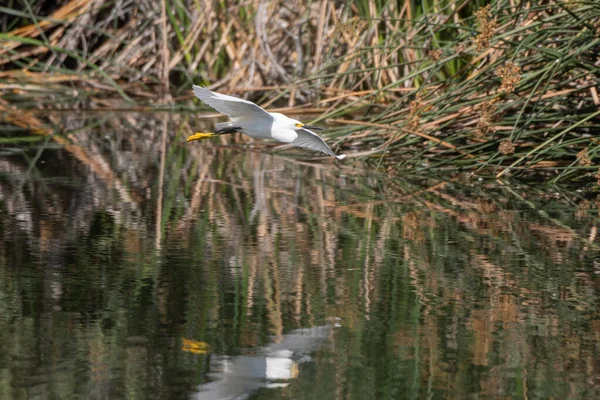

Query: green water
[[1, 113, 599, 399]]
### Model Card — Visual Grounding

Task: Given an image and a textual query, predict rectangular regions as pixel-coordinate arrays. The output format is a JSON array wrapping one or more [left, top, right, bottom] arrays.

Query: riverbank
[[1, 1, 599, 183]]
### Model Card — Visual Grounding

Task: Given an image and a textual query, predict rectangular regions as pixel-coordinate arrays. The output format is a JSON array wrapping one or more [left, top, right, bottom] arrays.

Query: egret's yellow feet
[[186, 132, 216, 142]]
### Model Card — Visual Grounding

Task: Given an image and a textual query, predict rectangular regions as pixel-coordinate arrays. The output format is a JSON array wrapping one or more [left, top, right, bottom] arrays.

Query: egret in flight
[[187, 86, 346, 159]]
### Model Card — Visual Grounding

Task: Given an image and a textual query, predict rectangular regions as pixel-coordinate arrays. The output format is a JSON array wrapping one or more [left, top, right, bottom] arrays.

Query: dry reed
[[1, 0, 600, 183]]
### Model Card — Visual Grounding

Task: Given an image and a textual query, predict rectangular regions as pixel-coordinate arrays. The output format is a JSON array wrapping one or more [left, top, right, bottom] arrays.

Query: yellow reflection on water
[[181, 338, 210, 354]]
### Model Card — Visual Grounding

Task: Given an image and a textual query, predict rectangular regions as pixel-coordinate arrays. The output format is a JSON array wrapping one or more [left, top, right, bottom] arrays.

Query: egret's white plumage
[[190, 85, 346, 159]]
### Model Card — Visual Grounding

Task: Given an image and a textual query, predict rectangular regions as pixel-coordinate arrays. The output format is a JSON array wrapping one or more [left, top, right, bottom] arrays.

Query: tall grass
[[1, 0, 599, 182]]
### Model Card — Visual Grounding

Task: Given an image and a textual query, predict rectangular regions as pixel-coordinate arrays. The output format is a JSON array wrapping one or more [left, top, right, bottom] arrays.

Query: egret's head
[[272, 113, 324, 131], [291, 119, 323, 131]]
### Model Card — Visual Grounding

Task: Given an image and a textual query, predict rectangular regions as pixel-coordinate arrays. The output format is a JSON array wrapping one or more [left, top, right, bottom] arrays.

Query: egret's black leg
[[215, 126, 242, 135]]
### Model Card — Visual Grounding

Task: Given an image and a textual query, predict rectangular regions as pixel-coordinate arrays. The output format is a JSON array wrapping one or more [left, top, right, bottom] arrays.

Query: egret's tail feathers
[[215, 121, 233, 131], [336, 154, 347, 160]]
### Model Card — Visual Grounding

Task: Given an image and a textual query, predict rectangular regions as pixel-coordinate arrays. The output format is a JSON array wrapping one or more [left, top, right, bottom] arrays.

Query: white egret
[[187, 86, 346, 159]]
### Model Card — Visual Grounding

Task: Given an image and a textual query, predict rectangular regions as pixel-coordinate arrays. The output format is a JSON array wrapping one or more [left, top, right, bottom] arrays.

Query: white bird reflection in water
[[193, 325, 332, 400]]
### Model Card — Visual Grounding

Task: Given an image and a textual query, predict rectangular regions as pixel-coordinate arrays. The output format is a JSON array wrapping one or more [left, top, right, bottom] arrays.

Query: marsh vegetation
[[1, 0, 599, 181], [2, 2, 600, 399]]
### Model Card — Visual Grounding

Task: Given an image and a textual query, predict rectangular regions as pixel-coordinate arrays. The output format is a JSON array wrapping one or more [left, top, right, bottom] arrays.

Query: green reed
[[1, 1, 599, 183]]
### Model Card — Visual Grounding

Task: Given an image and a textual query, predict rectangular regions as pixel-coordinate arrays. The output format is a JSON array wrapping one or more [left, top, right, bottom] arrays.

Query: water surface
[[1, 113, 599, 399]]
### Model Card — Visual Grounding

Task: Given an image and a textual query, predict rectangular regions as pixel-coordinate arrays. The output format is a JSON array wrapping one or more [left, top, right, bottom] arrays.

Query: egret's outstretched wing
[[292, 128, 346, 159], [192, 85, 271, 120]]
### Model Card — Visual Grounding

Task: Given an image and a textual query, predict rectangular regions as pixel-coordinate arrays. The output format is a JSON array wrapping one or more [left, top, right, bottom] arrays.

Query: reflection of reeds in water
[[3, 2, 600, 182], [154, 118, 168, 249], [1, 112, 600, 397]]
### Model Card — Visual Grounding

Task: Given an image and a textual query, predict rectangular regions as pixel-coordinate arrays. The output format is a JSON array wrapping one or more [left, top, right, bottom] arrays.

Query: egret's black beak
[[303, 125, 323, 131]]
